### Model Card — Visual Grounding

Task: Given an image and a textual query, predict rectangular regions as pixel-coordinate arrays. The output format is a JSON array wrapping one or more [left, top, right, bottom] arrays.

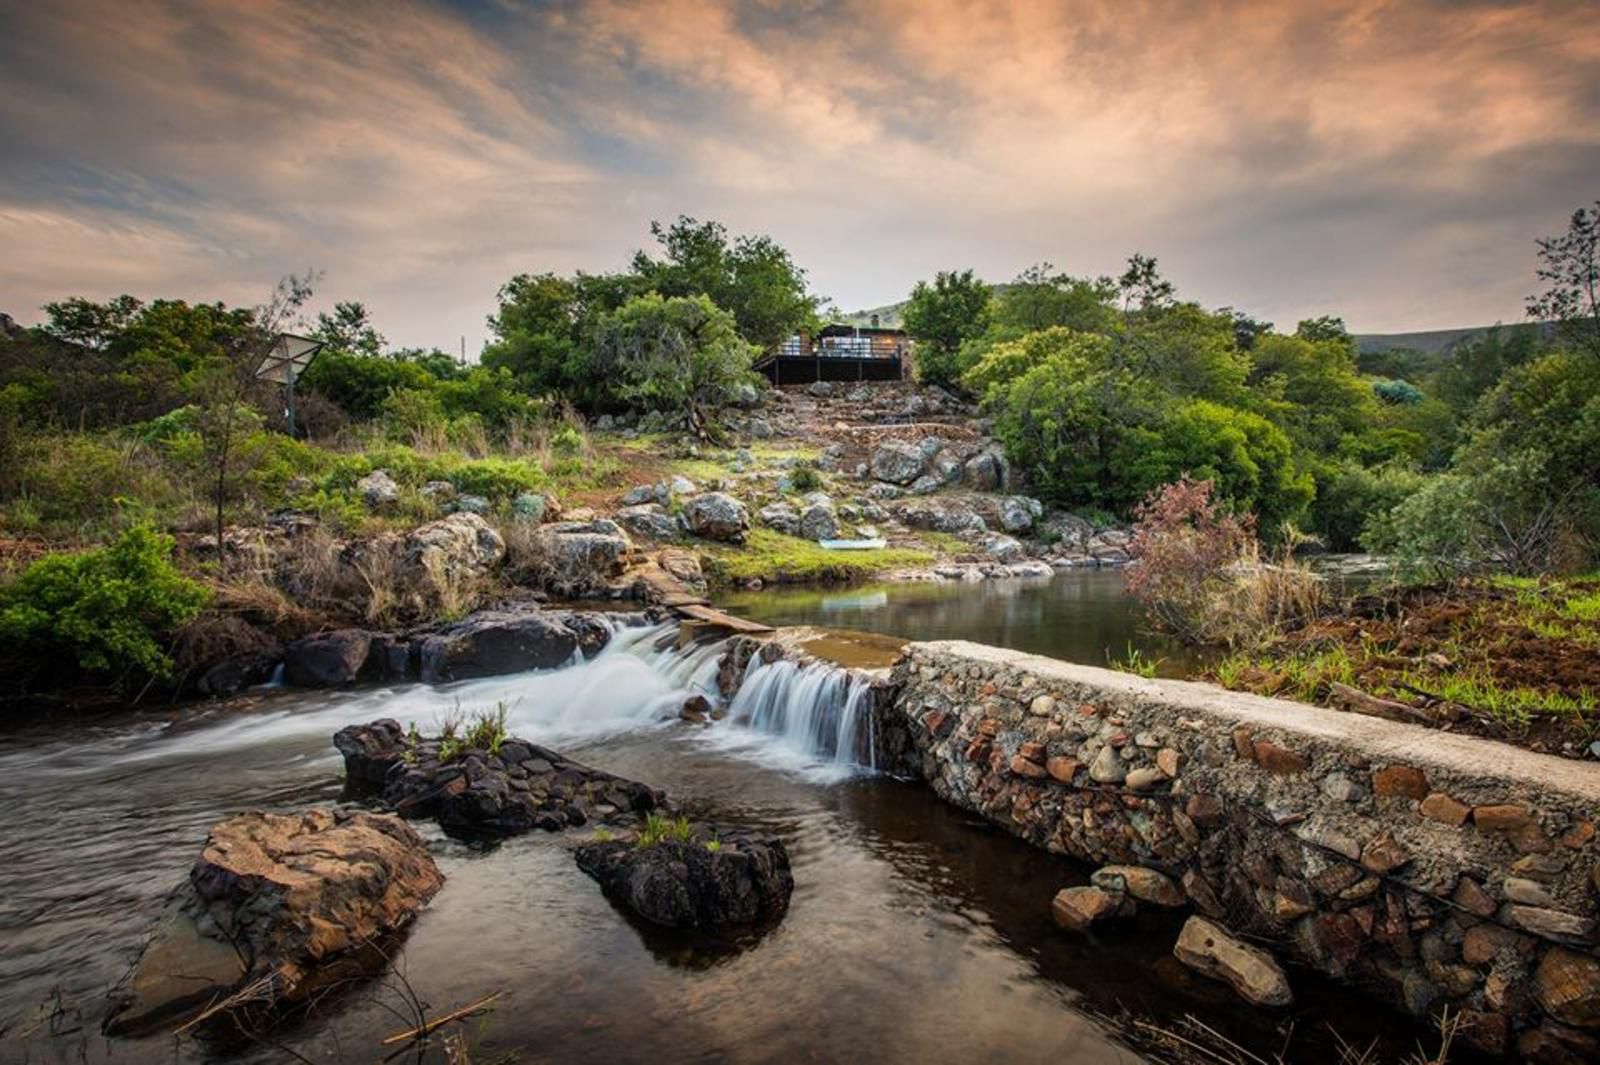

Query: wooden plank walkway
[[673, 603, 774, 634]]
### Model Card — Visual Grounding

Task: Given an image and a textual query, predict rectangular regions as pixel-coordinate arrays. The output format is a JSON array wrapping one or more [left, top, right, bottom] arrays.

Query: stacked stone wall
[[880, 640, 1600, 1061]]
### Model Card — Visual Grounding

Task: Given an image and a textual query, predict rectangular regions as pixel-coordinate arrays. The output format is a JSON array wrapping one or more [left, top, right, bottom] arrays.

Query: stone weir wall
[[877, 640, 1600, 1061]]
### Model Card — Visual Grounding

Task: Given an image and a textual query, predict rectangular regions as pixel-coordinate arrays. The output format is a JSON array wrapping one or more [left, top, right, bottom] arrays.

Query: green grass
[[464, 703, 509, 755], [699, 528, 933, 585], [635, 812, 695, 848], [1108, 643, 1162, 678]]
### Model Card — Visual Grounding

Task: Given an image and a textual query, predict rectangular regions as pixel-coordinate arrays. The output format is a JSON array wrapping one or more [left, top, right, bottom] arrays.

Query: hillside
[[836, 296, 1547, 357]]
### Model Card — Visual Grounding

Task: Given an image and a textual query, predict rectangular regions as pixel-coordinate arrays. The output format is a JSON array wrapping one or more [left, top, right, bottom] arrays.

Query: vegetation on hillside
[[901, 203, 1600, 573]]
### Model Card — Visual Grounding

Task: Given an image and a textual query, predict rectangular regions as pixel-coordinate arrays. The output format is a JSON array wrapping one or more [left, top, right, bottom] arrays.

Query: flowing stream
[[0, 579, 1423, 1064]]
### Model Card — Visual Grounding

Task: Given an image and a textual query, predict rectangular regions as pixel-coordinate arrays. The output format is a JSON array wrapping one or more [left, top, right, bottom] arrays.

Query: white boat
[[818, 538, 888, 550]]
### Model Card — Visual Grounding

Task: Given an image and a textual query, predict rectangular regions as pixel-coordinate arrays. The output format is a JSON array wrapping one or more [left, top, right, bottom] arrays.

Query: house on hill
[[755, 318, 910, 385]]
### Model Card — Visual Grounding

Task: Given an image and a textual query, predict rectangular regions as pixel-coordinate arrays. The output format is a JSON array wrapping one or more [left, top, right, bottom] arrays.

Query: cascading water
[[722, 656, 877, 770]]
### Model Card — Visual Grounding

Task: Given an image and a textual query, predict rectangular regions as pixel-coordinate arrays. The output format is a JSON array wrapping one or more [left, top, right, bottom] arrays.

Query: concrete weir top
[[916, 640, 1600, 804]]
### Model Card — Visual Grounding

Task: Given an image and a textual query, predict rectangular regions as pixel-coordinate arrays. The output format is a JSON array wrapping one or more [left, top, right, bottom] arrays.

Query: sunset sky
[[2, 0, 1597, 351]]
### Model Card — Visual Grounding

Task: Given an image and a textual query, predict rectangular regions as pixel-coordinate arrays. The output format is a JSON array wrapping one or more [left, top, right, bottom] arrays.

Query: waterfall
[[724, 656, 878, 770]]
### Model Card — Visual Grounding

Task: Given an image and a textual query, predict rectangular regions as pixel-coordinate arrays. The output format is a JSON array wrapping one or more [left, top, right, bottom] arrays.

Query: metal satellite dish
[[254, 333, 323, 434]]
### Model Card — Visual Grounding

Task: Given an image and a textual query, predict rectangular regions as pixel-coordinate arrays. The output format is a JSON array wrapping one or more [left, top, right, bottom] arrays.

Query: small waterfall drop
[[724, 656, 878, 770]]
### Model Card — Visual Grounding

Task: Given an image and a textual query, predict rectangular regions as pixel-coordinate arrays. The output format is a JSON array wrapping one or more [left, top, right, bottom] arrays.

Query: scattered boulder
[[357, 469, 400, 508], [998, 496, 1042, 533], [683, 492, 750, 544], [730, 382, 762, 408], [758, 502, 801, 536], [1039, 511, 1094, 551], [1091, 865, 1185, 907], [420, 480, 456, 504], [403, 513, 506, 586], [669, 474, 697, 496], [799, 501, 840, 541], [455, 494, 490, 515], [981, 533, 1025, 561], [536, 519, 633, 589], [893, 500, 987, 535], [621, 484, 656, 506], [961, 449, 1008, 491], [334, 718, 408, 790], [807, 381, 834, 397], [104, 809, 442, 1035], [870, 441, 926, 485], [282, 629, 373, 688], [575, 823, 794, 928], [617, 503, 681, 542], [1173, 916, 1293, 1007]]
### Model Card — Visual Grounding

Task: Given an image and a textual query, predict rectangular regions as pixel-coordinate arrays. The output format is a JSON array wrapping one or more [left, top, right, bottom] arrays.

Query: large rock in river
[[575, 822, 793, 928], [336, 719, 666, 841], [104, 809, 442, 1035], [416, 607, 615, 682], [282, 628, 373, 687]]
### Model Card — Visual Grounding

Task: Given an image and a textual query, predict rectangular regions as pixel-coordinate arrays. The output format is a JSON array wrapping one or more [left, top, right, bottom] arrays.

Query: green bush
[[1309, 463, 1427, 552], [0, 528, 209, 681]]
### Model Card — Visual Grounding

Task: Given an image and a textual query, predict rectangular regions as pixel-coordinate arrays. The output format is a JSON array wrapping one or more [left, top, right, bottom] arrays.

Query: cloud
[[1, 0, 1597, 344]]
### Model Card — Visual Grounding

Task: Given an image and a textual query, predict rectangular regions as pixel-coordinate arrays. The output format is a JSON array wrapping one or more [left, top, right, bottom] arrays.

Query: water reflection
[[719, 570, 1208, 675]]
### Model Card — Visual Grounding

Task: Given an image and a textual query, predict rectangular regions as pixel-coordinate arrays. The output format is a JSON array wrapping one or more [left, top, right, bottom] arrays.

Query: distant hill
[[834, 298, 1548, 357], [1353, 322, 1551, 355]]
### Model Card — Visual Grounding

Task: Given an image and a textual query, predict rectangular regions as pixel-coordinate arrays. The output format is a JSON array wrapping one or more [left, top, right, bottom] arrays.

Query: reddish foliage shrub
[[1128, 477, 1327, 647], [1126, 477, 1255, 642]]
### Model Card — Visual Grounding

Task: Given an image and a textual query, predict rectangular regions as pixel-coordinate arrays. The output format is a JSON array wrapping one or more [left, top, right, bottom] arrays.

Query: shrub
[[1308, 462, 1428, 552], [1126, 477, 1255, 642], [0, 527, 210, 683], [788, 463, 823, 493], [1126, 477, 1326, 647]]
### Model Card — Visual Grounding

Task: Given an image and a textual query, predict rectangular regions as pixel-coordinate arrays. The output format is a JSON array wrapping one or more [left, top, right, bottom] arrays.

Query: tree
[[1116, 253, 1175, 313], [193, 273, 318, 548], [1528, 201, 1600, 361], [992, 264, 1119, 334], [902, 269, 993, 387], [1295, 315, 1353, 347], [313, 301, 385, 358], [631, 217, 820, 350], [1121, 399, 1313, 533], [40, 294, 145, 351], [593, 294, 756, 439]]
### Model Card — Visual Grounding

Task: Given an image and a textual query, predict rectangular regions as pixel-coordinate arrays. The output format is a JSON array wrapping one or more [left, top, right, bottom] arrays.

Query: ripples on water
[[0, 610, 1417, 1064]]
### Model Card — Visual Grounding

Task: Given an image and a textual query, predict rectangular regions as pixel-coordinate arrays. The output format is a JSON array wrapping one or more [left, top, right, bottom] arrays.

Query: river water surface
[[0, 576, 1425, 1064]]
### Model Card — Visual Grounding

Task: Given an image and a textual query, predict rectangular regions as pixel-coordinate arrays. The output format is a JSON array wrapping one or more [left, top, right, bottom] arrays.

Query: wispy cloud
[[2, 0, 1597, 346]]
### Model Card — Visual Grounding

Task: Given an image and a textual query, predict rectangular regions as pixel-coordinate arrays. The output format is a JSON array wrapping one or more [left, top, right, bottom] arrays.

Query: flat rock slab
[[105, 808, 442, 1036]]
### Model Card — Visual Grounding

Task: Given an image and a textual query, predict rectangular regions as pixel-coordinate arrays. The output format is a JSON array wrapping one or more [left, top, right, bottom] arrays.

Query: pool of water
[[718, 570, 1208, 675], [0, 627, 1431, 1064]]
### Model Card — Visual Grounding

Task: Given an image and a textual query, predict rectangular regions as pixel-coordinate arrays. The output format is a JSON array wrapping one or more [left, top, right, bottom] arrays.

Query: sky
[[1, 0, 1597, 353]]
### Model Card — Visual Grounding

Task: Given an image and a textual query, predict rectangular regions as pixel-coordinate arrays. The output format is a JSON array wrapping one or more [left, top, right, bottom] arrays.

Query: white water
[[709, 655, 878, 780], [0, 621, 879, 785]]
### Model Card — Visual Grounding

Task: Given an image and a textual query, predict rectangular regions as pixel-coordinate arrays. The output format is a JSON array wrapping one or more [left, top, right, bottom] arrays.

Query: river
[[0, 575, 1425, 1063]]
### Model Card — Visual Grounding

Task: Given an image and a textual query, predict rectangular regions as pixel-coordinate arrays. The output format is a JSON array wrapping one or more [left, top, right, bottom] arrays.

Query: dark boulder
[[575, 823, 794, 928], [417, 609, 582, 682], [195, 651, 281, 697], [335, 720, 667, 841], [334, 719, 407, 792], [282, 629, 374, 687]]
